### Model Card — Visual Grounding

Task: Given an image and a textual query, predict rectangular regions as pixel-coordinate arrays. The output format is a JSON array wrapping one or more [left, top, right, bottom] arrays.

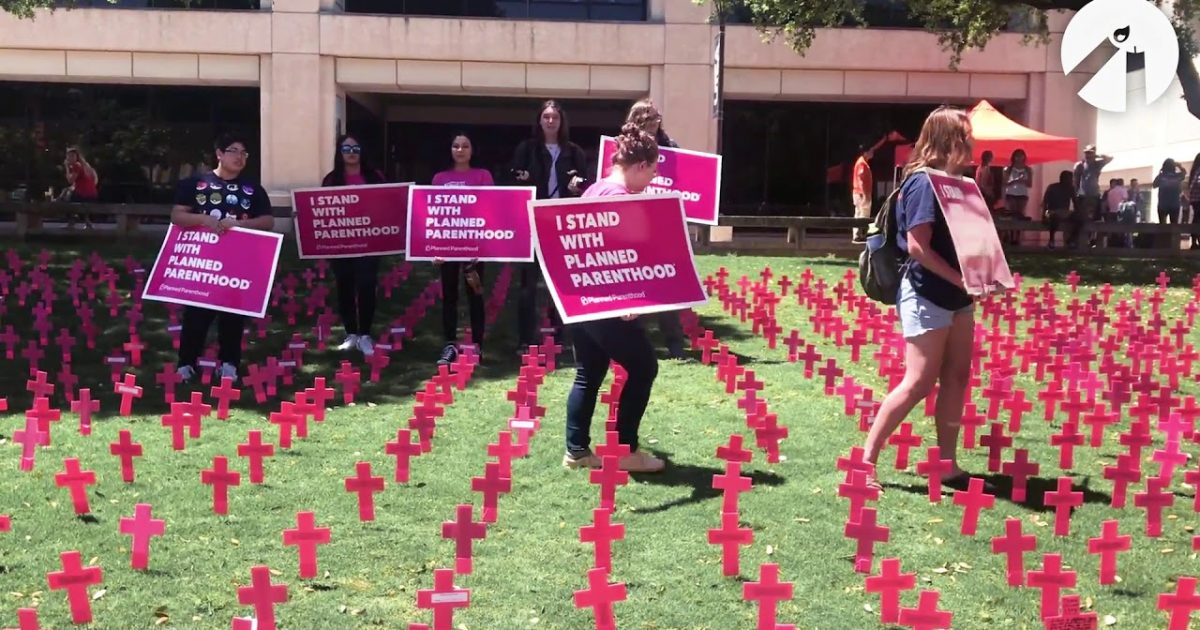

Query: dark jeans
[[1159, 206, 1181, 225], [331, 257, 380, 336], [1191, 202, 1200, 244], [1045, 208, 1068, 245], [565, 318, 659, 456], [441, 261, 485, 345], [178, 306, 245, 368], [1067, 196, 1097, 248], [517, 262, 561, 348]]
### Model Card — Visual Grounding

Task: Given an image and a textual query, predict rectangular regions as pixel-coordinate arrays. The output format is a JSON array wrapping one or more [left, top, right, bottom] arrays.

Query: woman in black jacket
[[321, 134, 387, 357], [510, 100, 590, 350], [624, 99, 686, 359]]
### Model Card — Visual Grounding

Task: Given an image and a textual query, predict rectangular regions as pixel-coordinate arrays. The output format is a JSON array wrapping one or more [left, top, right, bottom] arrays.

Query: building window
[[57, 0, 261, 9], [346, 0, 646, 21]]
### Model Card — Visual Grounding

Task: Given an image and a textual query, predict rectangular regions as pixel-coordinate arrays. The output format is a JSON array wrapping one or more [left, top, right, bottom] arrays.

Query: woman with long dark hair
[[1155, 157, 1188, 225], [433, 131, 494, 365], [624, 98, 685, 359], [561, 122, 665, 474], [1188, 152, 1200, 248], [861, 107, 977, 490], [322, 134, 386, 357], [510, 100, 590, 351]]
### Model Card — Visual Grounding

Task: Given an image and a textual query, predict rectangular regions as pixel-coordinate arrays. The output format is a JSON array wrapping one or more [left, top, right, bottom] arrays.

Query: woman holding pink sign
[[625, 99, 686, 360], [321, 134, 387, 358], [432, 131, 494, 365], [510, 100, 591, 352], [861, 107, 977, 491], [561, 123, 665, 474]]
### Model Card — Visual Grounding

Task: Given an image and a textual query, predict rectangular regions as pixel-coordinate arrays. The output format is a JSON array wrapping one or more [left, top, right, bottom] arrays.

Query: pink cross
[[161, 404, 194, 451], [1001, 448, 1039, 503], [838, 469, 879, 524], [887, 423, 922, 471], [1046, 594, 1097, 630], [980, 422, 1011, 474], [269, 403, 303, 449], [472, 461, 511, 524], [236, 565, 289, 630], [113, 373, 143, 416], [54, 457, 96, 515], [27, 396, 60, 445], [335, 361, 362, 404], [344, 461, 385, 522], [743, 563, 793, 630], [13, 412, 46, 472], [119, 503, 165, 570], [591, 435, 631, 512], [6, 608, 42, 630], [1027, 553, 1077, 620], [865, 557, 915, 625], [46, 550, 104, 624], [1133, 475, 1174, 537], [1159, 576, 1200, 630], [155, 363, 182, 405], [914, 446, 954, 503], [486, 430, 518, 480], [416, 568, 470, 630], [1087, 519, 1131, 586], [952, 477, 995, 536], [441, 504, 487, 575], [237, 430, 275, 485], [1103, 453, 1141, 509], [580, 507, 625, 574], [201, 455, 241, 516], [991, 517, 1038, 586], [844, 506, 889, 574], [1043, 476, 1083, 537], [211, 376, 242, 420], [123, 336, 145, 367], [1050, 420, 1084, 471], [386, 428, 422, 483], [897, 589, 953, 630], [25, 370, 54, 399], [109, 429, 143, 484], [283, 511, 331, 579]]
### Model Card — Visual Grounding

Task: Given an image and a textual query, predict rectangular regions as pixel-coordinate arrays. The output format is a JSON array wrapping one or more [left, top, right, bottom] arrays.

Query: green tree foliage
[[705, 0, 1200, 119]]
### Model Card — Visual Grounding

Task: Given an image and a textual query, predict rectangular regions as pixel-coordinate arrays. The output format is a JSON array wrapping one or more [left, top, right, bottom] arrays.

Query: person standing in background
[[1187, 153, 1200, 249], [1153, 158, 1187, 225], [1069, 144, 1112, 248], [62, 146, 99, 229], [433, 131, 494, 365], [974, 150, 996, 214], [851, 145, 874, 243], [322, 135, 387, 358], [1041, 170, 1074, 249], [510, 100, 590, 353], [624, 98, 686, 360]]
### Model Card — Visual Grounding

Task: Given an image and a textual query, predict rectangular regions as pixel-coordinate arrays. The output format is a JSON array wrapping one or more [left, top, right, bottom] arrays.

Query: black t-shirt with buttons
[[173, 171, 272, 221]]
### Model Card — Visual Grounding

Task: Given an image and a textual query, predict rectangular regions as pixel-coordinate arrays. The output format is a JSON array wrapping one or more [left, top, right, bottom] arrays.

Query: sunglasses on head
[[340, 145, 363, 155]]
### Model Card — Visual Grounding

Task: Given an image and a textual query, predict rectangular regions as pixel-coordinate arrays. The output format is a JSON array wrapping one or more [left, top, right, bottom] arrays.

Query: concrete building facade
[[0, 0, 1099, 210]]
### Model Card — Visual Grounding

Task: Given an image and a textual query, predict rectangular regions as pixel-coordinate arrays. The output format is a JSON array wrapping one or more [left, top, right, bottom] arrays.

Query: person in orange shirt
[[852, 145, 874, 242]]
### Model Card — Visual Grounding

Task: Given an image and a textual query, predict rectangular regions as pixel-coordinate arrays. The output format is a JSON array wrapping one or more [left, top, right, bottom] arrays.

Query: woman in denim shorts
[[861, 106, 977, 490]]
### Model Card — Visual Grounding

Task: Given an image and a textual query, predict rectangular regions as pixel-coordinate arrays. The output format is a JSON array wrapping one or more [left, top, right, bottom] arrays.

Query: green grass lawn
[[1, 241, 1198, 629]]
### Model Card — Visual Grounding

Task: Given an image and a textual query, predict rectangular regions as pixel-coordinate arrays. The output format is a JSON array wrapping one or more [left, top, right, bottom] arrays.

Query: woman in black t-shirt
[[861, 107, 978, 491]]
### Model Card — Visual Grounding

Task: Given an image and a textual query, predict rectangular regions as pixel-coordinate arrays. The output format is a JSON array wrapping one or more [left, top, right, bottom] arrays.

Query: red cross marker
[[591, 436, 631, 512], [1050, 420, 1084, 471], [0, 514, 9, 533], [184, 391, 212, 438], [886, 422, 922, 470], [1158, 575, 1200, 630], [335, 361, 362, 404], [236, 565, 289, 630], [25, 370, 53, 399], [268, 404, 302, 449], [1027, 553, 1077, 620], [210, 376, 241, 420], [697, 330, 719, 364], [486, 430, 518, 480], [991, 517, 1038, 586], [13, 412, 46, 472], [838, 469, 880, 523], [345, 461, 385, 522], [844, 506, 890, 573], [1103, 453, 1141, 509], [303, 378, 333, 421], [1043, 476, 1084, 537], [1133, 475, 1174, 537], [1046, 594, 1097, 630], [915, 446, 954, 503], [113, 372, 143, 416], [6, 608, 41, 630], [123, 335, 145, 367], [161, 403, 193, 451], [54, 457, 96, 515], [416, 568, 470, 630], [27, 396, 61, 446], [156, 363, 182, 404], [46, 550, 104, 624], [201, 455, 241, 516], [119, 503, 165, 570], [897, 589, 953, 630], [1001, 448, 1040, 503], [952, 477, 995, 536], [441, 504, 487, 575], [243, 364, 269, 404], [707, 510, 752, 577], [713, 462, 753, 514], [864, 557, 915, 625], [109, 429, 143, 483], [980, 422, 1011, 473], [69, 387, 99, 437], [237, 430, 275, 484], [573, 507, 624, 574], [386, 428, 421, 483], [471, 461, 511, 524], [1087, 519, 1131, 586], [743, 563, 794, 630], [283, 511, 331, 579], [1003, 389, 1033, 433]]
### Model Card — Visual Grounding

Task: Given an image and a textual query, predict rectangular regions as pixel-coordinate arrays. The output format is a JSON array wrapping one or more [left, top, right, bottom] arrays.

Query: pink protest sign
[[405, 186, 536, 262], [531, 194, 707, 324], [925, 169, 1015, 296], [143, 225, 282, 318], [291, 183, 411, 259], [598, 136, 722, 225]]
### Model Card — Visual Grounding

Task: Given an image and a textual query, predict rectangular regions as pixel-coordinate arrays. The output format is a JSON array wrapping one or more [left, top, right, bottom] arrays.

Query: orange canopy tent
[[895, 100, 1077, 167]]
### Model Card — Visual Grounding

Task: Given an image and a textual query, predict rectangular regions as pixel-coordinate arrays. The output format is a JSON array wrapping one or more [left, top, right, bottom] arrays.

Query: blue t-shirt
[[895, 173, 972, 310]]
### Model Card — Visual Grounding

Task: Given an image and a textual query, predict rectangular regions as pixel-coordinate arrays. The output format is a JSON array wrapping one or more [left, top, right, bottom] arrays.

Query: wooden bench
[[704, 216, 869, 255], [0, 202, 295, 239], [993, 219, 1200, 257]]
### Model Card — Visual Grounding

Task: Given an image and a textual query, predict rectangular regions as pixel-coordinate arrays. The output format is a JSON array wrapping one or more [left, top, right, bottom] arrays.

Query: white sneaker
[[356, 335, 375, 357], [336, 335, 359, 351], [176, 365, 196, 383], [217, 362, 239, 384]]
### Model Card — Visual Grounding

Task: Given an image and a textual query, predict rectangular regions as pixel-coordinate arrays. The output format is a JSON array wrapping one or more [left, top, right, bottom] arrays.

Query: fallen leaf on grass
[[1104, 614, 1117, 626], [91, 589, 106, 601]]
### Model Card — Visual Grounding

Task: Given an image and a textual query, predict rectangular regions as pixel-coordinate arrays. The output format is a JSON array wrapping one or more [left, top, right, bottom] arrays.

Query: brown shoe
[[563, 451, 602, 469], [619, 451, 666, 473]]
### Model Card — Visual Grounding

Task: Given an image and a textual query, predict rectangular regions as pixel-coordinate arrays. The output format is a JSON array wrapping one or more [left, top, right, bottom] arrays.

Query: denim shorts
[[897, 275, 973, 339]]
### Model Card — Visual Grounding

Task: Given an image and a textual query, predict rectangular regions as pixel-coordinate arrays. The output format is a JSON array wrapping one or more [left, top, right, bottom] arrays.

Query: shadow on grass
[[1007, 253, 1200, 286], [629, 453, 785, 515], [883, 473, 1112, 511]]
